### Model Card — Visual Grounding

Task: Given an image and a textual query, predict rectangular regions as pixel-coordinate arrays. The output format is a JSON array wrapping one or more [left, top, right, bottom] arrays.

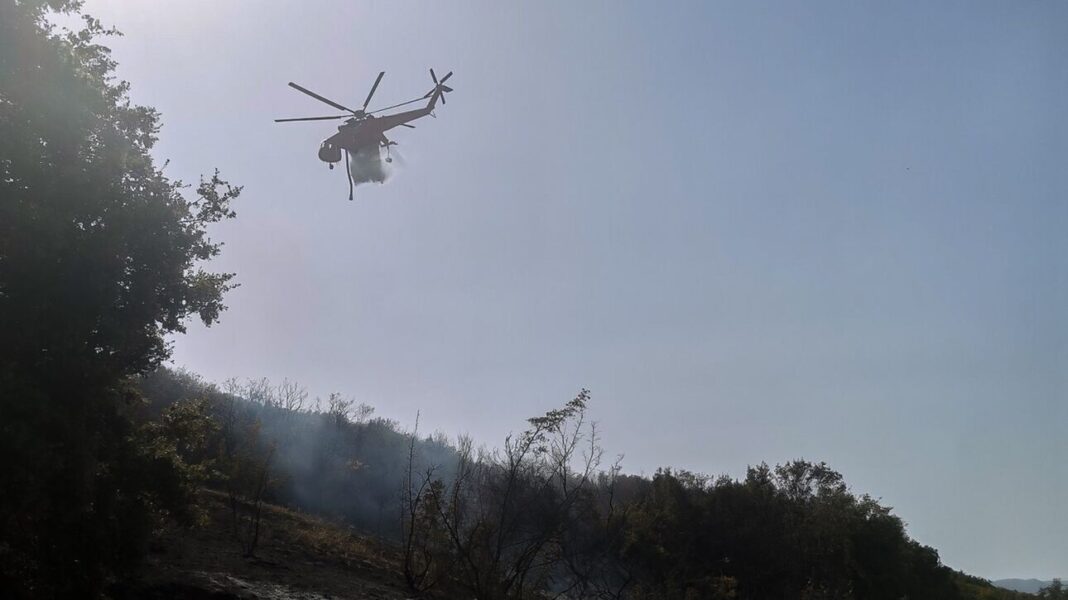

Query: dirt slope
[[114, 491, 414, 600]]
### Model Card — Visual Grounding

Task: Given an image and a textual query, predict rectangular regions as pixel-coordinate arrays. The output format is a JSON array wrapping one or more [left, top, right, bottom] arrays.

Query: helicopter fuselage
[[318, 105, 434, 166]]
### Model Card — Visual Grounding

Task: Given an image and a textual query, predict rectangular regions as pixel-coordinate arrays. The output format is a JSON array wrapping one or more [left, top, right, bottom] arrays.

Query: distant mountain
[[994, 579, 1054, 594]]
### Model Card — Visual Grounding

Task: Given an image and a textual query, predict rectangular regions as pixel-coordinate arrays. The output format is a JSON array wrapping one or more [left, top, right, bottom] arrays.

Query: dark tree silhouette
[[0, 1, 239, 595], [1039, 580, 1067, 600]]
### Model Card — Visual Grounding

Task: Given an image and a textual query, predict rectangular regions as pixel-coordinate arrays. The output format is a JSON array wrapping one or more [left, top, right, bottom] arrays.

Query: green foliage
[[953, 573, 1036, 600], [136, 396, 222, 523], [0, 0, 239, 595], [616, 463, 978, 600]]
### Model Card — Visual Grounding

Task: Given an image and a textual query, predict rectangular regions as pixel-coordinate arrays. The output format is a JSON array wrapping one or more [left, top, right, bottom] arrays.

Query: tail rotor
[[424, 68, 454, 105]]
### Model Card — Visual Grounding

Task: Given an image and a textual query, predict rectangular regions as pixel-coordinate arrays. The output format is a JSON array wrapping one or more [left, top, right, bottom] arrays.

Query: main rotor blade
[[430, 68, 438, 84], [367, 96, 426, 114], [274, 115, 350, 122], [363, 71, 385, 110], [288, 82, 356, 113], [438, 71, 453, 84]]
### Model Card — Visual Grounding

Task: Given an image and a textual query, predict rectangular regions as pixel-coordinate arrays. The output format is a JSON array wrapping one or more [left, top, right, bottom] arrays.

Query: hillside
[[995, 580, 1056, 594], [119, 368, 1035, 600], [113, 487, 1031, 600], [114, 490, 412, 600]]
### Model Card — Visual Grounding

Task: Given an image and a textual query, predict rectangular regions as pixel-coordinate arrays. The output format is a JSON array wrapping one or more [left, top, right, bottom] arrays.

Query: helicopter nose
[[318, 142, 342, 164]]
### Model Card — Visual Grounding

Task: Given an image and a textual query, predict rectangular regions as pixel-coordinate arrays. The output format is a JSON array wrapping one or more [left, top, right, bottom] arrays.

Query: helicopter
[[275, 69, 454, 199]]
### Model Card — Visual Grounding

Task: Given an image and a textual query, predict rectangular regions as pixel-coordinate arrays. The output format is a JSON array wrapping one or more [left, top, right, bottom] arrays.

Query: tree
[[0, 0, 240, 595], [401, 412, 448, 592], [222, 419, 278, 558], [408, 390, 602, 600], [1039, 580, 1067, 600]]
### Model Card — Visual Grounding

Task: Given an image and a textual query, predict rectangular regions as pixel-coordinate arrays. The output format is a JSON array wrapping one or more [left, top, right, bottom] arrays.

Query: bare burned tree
[[216, 379, 281, 558], [245, 377, 275, 407], [401, 412, 447, 592], [411, 390, 602, 600], [235, 441, 277, 558], [557, 459, 634, 600], [277, 378, 309, 413]]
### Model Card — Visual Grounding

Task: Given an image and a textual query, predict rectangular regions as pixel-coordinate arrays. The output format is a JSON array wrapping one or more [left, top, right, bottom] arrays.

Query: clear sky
[[74, 0, 1066, 580]]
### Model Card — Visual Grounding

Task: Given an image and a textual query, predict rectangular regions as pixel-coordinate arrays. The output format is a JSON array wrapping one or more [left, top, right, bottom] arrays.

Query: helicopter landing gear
[[328, 163, 334, 170]]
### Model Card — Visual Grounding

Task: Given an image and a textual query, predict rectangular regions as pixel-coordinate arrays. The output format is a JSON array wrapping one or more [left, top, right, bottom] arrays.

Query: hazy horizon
[[69, 0, 1067, 581]]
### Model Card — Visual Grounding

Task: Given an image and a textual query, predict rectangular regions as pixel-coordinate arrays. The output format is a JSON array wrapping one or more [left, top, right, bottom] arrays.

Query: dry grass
[[125, 489, 413, 599]]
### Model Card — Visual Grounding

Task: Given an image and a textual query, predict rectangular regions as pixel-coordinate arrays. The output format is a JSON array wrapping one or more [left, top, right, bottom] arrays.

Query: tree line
[[137, 368, 1032, 600]]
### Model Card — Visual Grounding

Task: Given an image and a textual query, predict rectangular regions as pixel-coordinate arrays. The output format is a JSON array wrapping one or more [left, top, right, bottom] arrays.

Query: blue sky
[[74, 0, 1066, 579]]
